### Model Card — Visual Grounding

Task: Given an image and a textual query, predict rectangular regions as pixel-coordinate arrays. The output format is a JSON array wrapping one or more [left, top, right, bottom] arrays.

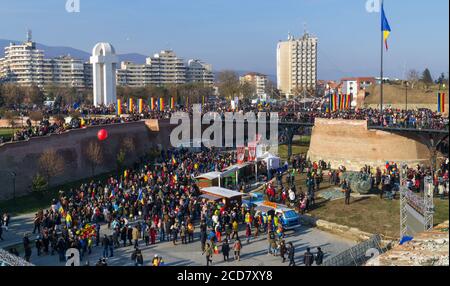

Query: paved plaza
[[1, 213, 354, 266]]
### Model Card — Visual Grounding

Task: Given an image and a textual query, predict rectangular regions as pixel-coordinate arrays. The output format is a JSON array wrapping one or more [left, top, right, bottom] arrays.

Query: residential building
[[277, 31, 318, 98], [240, 72, 268, 97], [116, 61, 152, 87], [116, 51, 214, 87], [146, 50, 186, 85], [0, 38, 46, 87], [186, 59, 214, 85], [0, 33, 91, 88], [48, 56, 86, 88]]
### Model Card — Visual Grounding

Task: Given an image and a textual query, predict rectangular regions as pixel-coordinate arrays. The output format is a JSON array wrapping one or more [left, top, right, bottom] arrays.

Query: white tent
[[259, 152, 281, 171]]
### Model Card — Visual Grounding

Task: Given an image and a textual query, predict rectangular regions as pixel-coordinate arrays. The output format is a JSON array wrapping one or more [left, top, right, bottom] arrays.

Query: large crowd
[[2, 98, 448, 144], [1, 147, 332, 266]]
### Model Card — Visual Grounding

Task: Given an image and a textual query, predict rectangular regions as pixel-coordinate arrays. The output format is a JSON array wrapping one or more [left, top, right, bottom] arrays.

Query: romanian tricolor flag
[[170, 97, 175, 109], [172, 156, 177, 165], [159, 98, 165, 111], [382, 2, 392, 51], [129, 98, 134, 113], [437, 92, 446, 113], [138, 98, 144, 113], [117, 99, 122, 115], [346, 94, 352, 110]]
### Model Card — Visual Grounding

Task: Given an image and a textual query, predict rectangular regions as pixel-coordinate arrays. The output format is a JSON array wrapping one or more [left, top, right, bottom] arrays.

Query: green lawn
[[278, 137, 310, 161], [0, 128, 18, 137], [308, 196, 449, 239]]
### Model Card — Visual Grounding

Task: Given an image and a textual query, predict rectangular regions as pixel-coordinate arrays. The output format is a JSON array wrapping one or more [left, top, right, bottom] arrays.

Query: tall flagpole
[[380, 0, 384, 114]]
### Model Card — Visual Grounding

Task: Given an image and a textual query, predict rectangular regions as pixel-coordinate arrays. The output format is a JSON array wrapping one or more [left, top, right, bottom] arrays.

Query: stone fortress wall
[[0, 120, 175, 200], [307, 118, 431, 171]]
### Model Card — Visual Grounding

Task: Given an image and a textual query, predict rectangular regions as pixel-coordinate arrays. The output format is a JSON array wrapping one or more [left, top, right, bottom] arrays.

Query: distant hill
[[0, 39, 147, 63]]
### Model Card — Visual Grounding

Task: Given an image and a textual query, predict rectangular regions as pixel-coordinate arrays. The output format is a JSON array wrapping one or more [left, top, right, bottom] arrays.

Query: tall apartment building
[[240, 72, 268, 97], [47, 56, 86, 88], [146, 50, 186, 85], [116, 61, 152, 87], [0, 34, 91, 88], [186, 59, 214, 85], [116, 50, 214, 87], [0, 39, 46, 87], [277, 32, 318, 97]]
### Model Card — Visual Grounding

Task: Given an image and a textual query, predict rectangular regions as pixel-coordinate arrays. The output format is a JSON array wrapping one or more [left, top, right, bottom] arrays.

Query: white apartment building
[[0, 35, 91, 88], [240, 72, 268, 97], [146, 50, 186, 85], [0, 40, 46, 87], [48, 56, 86, 88], [116, 61, 152, 87], [186, 59, 214, 85], [277, 32, 318, 97], [116, 51, 214, 87]]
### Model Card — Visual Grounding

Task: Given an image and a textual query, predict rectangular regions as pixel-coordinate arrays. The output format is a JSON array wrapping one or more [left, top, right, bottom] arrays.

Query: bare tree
[[217, 70, 241, 100], [240, 81, 256, 98], [121, 137, 135, 154], [85, 140, 104, 176], [407, 69, 420, 89], [29, 111, 44, 124], [38, 149, 65, 186]]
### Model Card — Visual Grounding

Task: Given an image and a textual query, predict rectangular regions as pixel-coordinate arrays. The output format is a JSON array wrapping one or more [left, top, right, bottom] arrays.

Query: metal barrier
[[0, 249, 33, 266], [322, 234, 384, 266]]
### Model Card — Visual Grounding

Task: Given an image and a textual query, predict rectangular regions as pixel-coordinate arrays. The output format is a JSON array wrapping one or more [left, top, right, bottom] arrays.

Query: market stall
[[200, 186, 243, 207]]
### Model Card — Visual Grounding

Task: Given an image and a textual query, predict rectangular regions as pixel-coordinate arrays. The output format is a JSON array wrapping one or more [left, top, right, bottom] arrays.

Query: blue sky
[[0, 0, 448, 80]]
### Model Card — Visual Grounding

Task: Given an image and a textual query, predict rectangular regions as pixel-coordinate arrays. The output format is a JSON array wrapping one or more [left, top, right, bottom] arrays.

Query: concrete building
[[277, 31, 318, 98], [146, 50, 186, 85], [47, 56, 86, 88], [116, 51, 213, 87], [90, 42, 119, 107], [240, 72, 268, 97], [0, 35, 46, 87], [116, 61, 152, 87], [186, 59, 214, 85], [0, 33, 92, 89]]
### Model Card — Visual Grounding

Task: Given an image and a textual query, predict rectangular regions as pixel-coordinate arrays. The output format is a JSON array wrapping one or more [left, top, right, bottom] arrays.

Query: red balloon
[[97, 129, 108, 141]]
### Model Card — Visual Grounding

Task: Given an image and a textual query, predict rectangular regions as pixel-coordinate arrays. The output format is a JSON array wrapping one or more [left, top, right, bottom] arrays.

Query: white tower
[[90, 43, 119, 107]]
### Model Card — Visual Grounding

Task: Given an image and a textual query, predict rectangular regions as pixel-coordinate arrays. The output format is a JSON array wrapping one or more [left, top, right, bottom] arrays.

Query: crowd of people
[[2, 99, 448, 144], [2, 145, 339, 267], [0, 114, 142, 144]]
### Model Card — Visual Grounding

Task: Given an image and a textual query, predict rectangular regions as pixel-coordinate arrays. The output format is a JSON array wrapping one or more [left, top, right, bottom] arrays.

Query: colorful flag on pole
[[159, 98, 164, 111], [382, 2, 392, 51], [150, 97, 155, 111], [138, 98, 143, 113], [170, 97, 175, 109], [437, 92, 446, 113], [129, 98, 134, 113], [117, 99, 122, 115]]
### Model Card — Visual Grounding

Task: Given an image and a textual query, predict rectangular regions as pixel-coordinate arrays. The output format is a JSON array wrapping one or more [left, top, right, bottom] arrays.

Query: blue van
[[255, 202, 301, 231]]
